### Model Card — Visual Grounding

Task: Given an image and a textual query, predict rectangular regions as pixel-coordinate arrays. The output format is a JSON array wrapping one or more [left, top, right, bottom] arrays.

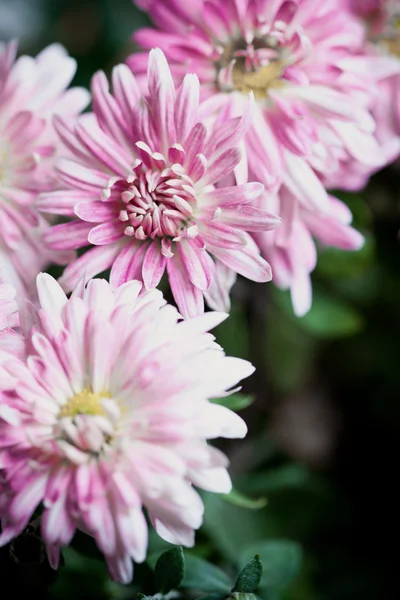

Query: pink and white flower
[[338, 0, 400, 173], [128, 0, 386, 314], [253, 191, 364, 315], [38, 49, 279, 317], [0, 273, 252, 583], [0, 41, 89, 298]]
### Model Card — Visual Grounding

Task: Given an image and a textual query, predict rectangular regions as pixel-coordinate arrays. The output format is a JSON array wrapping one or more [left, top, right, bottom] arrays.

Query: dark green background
[[0, 0, 399, 598]]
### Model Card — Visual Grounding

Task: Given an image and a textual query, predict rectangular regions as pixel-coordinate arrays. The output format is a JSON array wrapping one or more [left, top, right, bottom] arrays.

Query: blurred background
[[1, 0, 399, 598]]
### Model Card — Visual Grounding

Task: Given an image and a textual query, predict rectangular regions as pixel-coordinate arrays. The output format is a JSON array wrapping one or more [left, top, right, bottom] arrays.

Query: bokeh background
[[1, 0, 399, 598]]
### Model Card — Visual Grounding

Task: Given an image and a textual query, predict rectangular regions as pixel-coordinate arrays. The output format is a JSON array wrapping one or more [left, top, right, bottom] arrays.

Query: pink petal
[[75, 201, 119, 223], [216, 205, 281, 231], [109, 243, 141, 288], [167, 254, 204, 317], [44, 221, 92, 250], [56, 159, 110, 192], [76, 117, 133, 175], [37, 190, 97, 216], [201, 182, 265, 208], [210, 245, 272, 283], [142, 242, 167, 289], [178, 238, 213, 290], [88, 222, 123, 245], [59, 243, 121, 292], [175, 74, 200, 142], [199, 148, 242, 186]]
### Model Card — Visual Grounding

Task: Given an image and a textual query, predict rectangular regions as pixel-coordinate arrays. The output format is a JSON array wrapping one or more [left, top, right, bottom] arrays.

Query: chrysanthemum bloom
[[0, 41, 89, 297], [0, 273, 252, 583], [337, 0, 400, 175], [128, 0, 384, 314], [38, 49, 279, 317]]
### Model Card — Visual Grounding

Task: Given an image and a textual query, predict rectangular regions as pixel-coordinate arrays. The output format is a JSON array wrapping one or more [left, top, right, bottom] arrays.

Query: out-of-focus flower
[[0, 41, 89, 297], [339, 0, 400, 172], [0, 273, 252, 583], [128, 0, 387, 314], [38, 49, 280, 317], [253, 191, 363, 315]]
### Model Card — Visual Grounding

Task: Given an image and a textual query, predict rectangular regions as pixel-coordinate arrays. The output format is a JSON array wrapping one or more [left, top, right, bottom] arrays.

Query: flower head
[[38, 49, 280, 317], [129, 0, 385, 313], [0, 273, 252, 583], [339, 0, 400, 173], [0, 41, 89, 297]]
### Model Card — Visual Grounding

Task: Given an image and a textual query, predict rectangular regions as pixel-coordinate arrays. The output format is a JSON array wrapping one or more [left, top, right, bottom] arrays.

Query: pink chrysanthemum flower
[[0, 273, 252, 583], [38, 49, 280, 317], [338, 0, 400, 175], [128, 0, 384, 314], [0, 41, 89, 297]]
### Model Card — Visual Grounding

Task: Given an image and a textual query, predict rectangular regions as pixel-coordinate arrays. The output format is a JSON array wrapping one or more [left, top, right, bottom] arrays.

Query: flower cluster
[[0, 0, 399, 586], [129, 0, 398, 313]]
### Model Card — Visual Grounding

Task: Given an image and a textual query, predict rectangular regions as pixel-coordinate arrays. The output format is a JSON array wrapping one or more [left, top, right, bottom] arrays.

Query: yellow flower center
[[217, 38, 286, 99], [0, 145, 9, 186], [379, 13, 400, 57], [231, 57, 286, 99], [59, 389, 109, 419]]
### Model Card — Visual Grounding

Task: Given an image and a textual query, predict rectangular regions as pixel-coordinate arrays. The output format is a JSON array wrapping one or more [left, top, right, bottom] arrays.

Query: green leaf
[[233, 555, 263, 593], [242, 464, 311, 495], [222, 488, 267, 510], [210, 393, 255, 411], [213, 302, 249, 359], [300, 293, 363, 338], [202, 492, 278, 563], [273, 287, 364, 339], [331, 191, 372, 229], [182, 554, 232, 593], [266, 305, 317, 394], [240, 541, 303, 591], [50, 547, 108, 599], [154, 546, 185, 593], [316, 234, 374, 279]]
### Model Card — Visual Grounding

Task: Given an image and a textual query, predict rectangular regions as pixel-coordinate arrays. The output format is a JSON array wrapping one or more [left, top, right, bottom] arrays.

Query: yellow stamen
[[384, 35, 400, 57], [380, 13, 400, 57], [0, 147, 8, 185], [231, 58, 286, 99], [59, 389, 109, 419]]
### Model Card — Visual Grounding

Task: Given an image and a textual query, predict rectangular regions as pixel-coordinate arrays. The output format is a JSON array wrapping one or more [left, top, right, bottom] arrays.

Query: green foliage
[[239, 541, 303, 591], [210, 393, 255, 411], [221, 488, 267, 510], [273, 287, 364, 339], [182, 554, 232, 594], [241, 464, 312, 495], [233, 555, 263, 593], [154, 546, 185, 593], [213, 302, 249, 359]]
